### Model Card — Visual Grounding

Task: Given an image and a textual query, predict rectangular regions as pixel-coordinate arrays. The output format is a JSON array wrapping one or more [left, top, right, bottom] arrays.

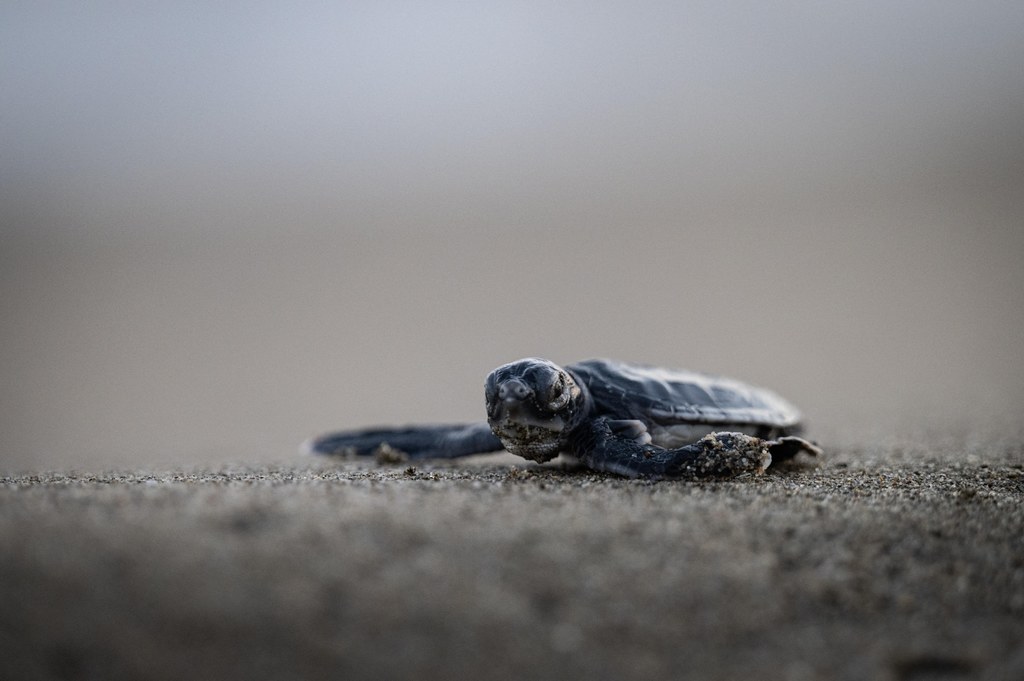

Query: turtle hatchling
[[306, 358, 821, 479]]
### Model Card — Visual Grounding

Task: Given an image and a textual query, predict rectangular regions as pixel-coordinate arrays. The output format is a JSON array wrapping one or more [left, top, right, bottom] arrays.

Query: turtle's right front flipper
[[304, 422, 502, 460], [569, 418, 772, 480]]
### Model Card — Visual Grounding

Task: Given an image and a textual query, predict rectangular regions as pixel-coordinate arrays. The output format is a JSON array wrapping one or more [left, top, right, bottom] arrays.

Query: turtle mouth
[[490, 403, 566, 432], [489, 421, 563, 462], [488, 407, 566, 463]]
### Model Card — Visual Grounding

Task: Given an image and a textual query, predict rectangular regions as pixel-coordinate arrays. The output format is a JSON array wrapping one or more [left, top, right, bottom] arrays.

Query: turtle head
[[484, 358, 588, 463]]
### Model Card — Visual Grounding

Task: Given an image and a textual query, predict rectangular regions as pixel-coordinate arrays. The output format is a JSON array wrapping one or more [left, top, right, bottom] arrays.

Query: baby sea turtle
[[306, 358, 821, 479]]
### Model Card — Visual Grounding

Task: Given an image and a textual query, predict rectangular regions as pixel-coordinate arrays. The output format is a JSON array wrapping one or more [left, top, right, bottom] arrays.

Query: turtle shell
[[566, 359, 803, 448]]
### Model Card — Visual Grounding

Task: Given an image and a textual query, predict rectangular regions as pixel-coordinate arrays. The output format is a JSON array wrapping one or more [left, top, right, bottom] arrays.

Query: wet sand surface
[[2, 445, 1023, 681]]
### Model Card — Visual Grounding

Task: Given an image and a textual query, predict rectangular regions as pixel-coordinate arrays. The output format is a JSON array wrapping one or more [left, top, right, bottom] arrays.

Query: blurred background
[[2, 2, 1022, 472]]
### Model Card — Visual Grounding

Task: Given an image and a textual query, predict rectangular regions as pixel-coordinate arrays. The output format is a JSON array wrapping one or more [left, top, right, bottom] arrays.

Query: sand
[[2, 445, 1023, 681]]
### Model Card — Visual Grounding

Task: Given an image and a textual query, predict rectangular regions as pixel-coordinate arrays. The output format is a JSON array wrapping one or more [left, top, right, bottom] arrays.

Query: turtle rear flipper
[[304, 422, 501, 459], [765, 436, 822, 462]]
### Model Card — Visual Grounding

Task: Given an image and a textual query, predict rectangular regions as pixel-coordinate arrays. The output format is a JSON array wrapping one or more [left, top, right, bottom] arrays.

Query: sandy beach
[[3, 444, 1022, 681]]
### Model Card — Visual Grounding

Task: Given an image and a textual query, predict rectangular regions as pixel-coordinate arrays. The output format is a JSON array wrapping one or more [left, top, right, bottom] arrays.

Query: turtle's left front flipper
[[304, 422, 502, 460], [570, 418, 784, 479]]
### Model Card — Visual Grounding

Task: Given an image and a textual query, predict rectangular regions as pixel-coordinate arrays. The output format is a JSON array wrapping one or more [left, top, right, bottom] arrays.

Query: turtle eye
[[484, 376, 500, 413], [546, 376, 569, 411]]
